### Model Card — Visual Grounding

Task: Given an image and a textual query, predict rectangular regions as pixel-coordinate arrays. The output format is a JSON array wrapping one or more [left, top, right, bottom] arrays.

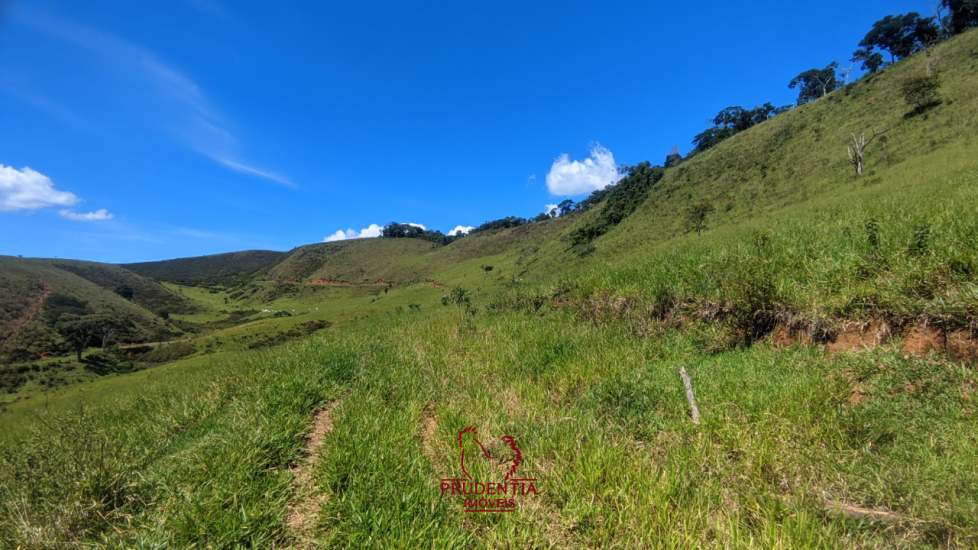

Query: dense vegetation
[[570, 162, 665, 246]]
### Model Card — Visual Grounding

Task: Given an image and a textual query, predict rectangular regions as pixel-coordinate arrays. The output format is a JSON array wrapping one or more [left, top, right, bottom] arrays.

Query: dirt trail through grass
[[286, 401, 340, 542], [1, 277, 51, 346]]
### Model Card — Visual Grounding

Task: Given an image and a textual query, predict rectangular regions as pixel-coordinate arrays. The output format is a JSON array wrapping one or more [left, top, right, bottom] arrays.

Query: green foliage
[[113, 284, 134, 300], [942, 0, 978, 34], [693, 104, 791, 152], [570, 162, 665, 245], [909, 220, 932, 255], [685, 200, 716, 236], [789, 64, 841, 104], [381, 222, 457, 245], [469, 216, 529, 234], [859, 12, 941, 62], [0, 366, 28, 394], [865, 217, 881, 249], [901, 74, 943, 113], [852, 48, 885, 73], [54, 314, 101, 361], [154, 308, 170, 320]]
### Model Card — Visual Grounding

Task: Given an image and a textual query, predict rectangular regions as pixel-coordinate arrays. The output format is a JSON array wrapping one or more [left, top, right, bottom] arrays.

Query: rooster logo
[[456, 426, 522, 481]]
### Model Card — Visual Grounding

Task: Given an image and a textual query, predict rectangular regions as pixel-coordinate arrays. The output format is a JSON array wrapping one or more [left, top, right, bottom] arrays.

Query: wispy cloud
[[545, 143, 621, 196], [60, 208, 113, 221], [15, 9, 289, 187], [214, 158, 296, 187]]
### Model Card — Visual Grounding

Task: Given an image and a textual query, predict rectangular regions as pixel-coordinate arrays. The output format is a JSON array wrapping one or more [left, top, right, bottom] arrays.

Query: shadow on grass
[[903, 100, 943, 119]]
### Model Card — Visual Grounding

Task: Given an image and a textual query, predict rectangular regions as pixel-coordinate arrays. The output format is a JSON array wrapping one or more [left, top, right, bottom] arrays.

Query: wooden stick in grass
[[679, 367, 700, 425]]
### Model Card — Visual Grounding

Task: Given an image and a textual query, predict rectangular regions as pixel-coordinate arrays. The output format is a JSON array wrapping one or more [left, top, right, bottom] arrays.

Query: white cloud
[[448, 225, 473, 236], [60, 208, 113, 221], [545, 203, 558, 215], [408, 223, 426, 230], [545, 143, 622, 196], [0, 165, 80, 211], [324, 223, 383, 242]]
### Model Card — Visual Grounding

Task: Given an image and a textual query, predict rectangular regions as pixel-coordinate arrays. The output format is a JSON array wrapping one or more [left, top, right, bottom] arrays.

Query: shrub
[[901, 74, 942, 113]]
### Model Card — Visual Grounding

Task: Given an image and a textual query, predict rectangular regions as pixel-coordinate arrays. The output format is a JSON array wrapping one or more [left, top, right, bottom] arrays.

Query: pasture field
[[2, 26, 978, 550]]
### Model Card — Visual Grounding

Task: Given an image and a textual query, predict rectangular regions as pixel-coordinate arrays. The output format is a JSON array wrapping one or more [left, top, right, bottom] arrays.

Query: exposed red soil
[[768, 319, 978, 365], [947, 330, 978, 364], [901, 323, 978, 363], [902, 323, 946, 357], [305, 278, 351, 286], [274, 277, 298, 283], [424, 280, 444, 288], [827, 320, 891, 352], [769, 325, 812, 347]]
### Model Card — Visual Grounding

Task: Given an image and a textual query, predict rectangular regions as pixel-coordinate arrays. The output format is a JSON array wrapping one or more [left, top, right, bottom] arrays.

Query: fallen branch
[[679, 367, 700, 425]]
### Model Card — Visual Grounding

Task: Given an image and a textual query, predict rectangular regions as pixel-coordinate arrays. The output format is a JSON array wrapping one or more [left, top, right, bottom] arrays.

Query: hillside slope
[[123, 250, 285, 287], [193, 30, 978, 298], [0, 256, 176, 363]]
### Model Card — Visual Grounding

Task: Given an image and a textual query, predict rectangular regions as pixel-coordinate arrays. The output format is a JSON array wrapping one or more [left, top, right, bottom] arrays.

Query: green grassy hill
[[2, 29, 978, 549], [122, 249, 286, 287], [0, 256, 179, 363]]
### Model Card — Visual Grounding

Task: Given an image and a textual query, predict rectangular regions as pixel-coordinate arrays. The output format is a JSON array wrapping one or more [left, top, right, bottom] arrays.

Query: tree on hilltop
[[851, 49, 885, 73], [789, 64, 840, 104], [859, 13, 940, 63], [940, 0, 978, 34]]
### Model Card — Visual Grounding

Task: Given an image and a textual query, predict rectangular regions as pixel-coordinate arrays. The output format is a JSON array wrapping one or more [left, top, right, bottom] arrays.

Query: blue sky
[[0, 0, 929, 262]]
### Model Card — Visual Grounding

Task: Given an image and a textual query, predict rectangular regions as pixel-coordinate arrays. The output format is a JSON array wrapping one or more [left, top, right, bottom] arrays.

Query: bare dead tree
[[816, 62, 840, 96], [934, 1, 951, 38], [847, 126, 889, 175], [839, 61, 857, 86]]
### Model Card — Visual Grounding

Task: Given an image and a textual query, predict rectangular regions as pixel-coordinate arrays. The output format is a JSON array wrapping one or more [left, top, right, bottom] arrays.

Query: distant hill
[[0, 256, 178, 363], [122, 250, 286, 287], [51, 260, 197, 315]]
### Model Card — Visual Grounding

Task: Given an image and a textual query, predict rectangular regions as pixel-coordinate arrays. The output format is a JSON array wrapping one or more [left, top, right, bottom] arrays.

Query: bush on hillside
[[901, 74, 942, 114]]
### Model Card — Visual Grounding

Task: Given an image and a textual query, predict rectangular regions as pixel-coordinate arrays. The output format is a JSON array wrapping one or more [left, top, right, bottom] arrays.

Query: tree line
[[691, 2, 974, 155], [380, 3, 977, 247]]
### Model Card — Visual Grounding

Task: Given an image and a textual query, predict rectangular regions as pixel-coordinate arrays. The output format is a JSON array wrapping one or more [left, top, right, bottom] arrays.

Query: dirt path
[[286, 401, 340, 544], [1, 277, 52, 346]]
